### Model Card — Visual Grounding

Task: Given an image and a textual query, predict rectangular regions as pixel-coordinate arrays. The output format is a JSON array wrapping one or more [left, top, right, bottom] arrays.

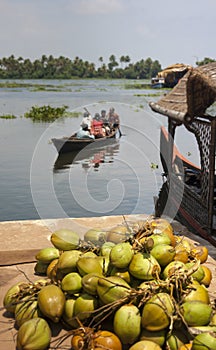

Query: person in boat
[[101, 109, 110, 135], [93, 112, 101, 121], [106, 107, 120, 128], [101, 110, 107, 122], [80, 111, 93, 131], [76, 123, 95, 139], [92, 113, 106, 138], [106, 107, 122, 137]]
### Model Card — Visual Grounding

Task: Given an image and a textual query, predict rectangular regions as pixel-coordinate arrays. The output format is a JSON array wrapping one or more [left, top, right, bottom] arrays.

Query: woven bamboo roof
[[158, 63, 192, 78], [149, 62, 216, 123]]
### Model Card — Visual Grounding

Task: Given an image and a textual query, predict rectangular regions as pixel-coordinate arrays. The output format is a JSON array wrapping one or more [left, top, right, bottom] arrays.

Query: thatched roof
[[158, 63, 192, 78], [149, 62, 216, 124]]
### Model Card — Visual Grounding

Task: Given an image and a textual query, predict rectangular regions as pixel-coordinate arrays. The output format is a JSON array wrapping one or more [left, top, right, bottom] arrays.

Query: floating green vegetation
[[150, 162, 159, 170], [0, 82, 34, 88], [31, 86, 64, 92], [0, 114, 16, 119], [134, 92, 165, 97], [64, 111, 81, 118], [24, 105, 70, 122], [0, 81, 74, 92], [124, 83, 151, 89]]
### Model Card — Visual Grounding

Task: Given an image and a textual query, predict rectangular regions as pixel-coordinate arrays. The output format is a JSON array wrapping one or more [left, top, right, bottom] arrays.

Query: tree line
[[0, 55, 162, 79], [0, 55, 214, 80]]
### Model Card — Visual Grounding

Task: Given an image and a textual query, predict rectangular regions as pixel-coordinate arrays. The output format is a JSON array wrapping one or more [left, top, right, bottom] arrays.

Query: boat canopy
[[158, 63, 191, 76], [149, 62, 216, 124]]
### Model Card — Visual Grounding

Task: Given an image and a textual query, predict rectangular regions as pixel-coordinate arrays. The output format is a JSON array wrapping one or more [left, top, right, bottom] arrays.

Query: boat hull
[[156, 126, 216, 246], [52, 128, 120, 154], [53, 140, 120, 171]]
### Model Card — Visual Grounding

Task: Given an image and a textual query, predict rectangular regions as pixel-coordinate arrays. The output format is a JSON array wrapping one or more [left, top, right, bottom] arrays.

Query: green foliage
[[64, 111, 82, 118], [150, 162, 159, 170], [124, 83, 151, 89], [0, 54, 213, 80], [24, 105, 69, 122], [196, 57, 216, 66], [0, 106, 81, 122], [0, 114, 16, 119], [0, 54, 162, 80]]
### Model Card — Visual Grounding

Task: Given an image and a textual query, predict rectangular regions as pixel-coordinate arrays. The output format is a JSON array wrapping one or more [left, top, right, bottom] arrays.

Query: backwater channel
[[0, 79, 200, 222]]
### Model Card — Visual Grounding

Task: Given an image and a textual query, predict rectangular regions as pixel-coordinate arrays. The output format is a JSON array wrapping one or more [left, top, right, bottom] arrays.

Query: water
[[0, 79, 193, 222]]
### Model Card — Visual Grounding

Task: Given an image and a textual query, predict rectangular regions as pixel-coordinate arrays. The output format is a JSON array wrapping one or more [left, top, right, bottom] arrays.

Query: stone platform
[[0, 214, 216, 349]]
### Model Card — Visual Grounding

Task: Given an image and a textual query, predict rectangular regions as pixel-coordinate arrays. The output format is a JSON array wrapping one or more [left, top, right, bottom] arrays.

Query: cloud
[[74, 0, 124, 15]]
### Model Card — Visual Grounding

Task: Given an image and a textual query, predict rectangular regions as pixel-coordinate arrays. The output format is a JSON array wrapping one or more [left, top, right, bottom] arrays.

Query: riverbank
[[1, 214, 216, 349]]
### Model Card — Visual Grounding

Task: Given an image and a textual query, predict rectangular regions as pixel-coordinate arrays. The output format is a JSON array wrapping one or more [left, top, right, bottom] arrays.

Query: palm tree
[[98, 56, 103, 66], [120, 55, 126, 68], [125, 55, 131, 65], [108, 54, 118, 71]]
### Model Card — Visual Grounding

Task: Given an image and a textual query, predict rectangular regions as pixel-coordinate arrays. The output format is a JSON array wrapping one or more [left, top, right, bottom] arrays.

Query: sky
[[0, 0, 215, 69]]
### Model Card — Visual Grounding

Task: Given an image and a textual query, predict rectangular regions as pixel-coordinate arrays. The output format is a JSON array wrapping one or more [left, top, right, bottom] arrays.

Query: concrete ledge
[[0, 214, 151, 265]]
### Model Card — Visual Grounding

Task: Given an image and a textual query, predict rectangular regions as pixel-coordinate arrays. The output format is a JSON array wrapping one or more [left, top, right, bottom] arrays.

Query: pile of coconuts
[[3, 218, 216, 350]]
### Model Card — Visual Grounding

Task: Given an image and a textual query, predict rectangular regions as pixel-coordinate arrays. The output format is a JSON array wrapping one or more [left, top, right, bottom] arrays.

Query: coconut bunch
[[3, 218, 216, 350]]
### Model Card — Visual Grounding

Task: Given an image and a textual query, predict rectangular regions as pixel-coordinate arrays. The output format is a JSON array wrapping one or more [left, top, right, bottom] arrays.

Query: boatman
[[106, 107, 120, 128], [106, 107, 122, 136]]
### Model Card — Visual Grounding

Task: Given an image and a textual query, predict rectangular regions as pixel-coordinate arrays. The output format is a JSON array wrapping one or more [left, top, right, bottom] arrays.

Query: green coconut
[[180, 301, 212, 327], [110, 242, 134, 268], [57, 250, 82, 274], [142, 292, 174, 331], [129, 252, 161, 280], [129, 340, 162, 350], [84, 227, 106, 246], [38, 284, 65, 323], [113, 304, 141, 344], [61, 272, 82, 294], [97, 276, 130, 304], [35, 247, 60, 263], [16, 317, 51, 350], [73, 293, 98, 322], [76, 256, 103, 276], [192, 332, 216, 350], [150, 244, 175, 267], [15, 298, 40, 328], [50, 229, 80, 250]]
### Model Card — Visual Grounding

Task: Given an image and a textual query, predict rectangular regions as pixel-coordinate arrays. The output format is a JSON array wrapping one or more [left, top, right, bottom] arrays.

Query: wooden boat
[[53, 141, 120, 171], [52, 127, 120, 154], [151, 63, 192, 88], [149, 62, 216, 246], [151, 77, 165, 88]]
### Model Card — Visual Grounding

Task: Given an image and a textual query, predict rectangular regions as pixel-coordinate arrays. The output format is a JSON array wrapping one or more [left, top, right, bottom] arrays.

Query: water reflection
[[53, 139, 120, 172]]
